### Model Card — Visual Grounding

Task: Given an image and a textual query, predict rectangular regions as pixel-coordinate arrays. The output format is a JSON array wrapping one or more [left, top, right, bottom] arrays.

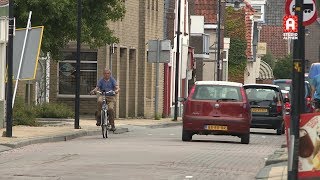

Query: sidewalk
[[256, 146, 288, 180], [0, 117, 182, 151]]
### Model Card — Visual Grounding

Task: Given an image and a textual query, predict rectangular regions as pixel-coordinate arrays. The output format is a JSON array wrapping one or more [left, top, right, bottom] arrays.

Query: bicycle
[[96, 90, 115, 138]]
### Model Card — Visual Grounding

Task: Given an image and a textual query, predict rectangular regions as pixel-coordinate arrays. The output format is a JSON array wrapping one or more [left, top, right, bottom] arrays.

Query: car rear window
[[274, 82, 291, 91], [246, 88, 281, 103], [192, 85, 242, 101]]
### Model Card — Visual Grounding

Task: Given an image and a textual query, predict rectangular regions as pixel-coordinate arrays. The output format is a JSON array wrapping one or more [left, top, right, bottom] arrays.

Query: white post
[[12, 11, 32, 108], [0, 43, 5, 101], [0, 16, 8, 128], [45, 52, 50, 103], [0, 17, 8, 101]]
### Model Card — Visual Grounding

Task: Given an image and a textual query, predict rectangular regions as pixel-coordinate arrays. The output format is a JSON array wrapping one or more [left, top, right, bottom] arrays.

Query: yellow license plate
[[251, 108, 268, 113], [206, 125, 228, 131]]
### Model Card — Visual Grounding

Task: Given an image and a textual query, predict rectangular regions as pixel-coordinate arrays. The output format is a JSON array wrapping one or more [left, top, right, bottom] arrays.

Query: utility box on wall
[[147, 40, 171, 63]]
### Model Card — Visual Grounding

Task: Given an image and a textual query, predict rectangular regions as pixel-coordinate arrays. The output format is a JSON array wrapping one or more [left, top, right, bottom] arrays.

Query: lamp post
[[6, 0, 13, 137], [288, 0, 304, 179], [75, 0, 81, 129], [217, 0, 222, 81], [173, 0, 181, 121]]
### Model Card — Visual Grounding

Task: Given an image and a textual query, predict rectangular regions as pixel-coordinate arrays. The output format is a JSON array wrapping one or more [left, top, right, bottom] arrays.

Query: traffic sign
[[283, 15, 298, 39], [285, 0, 318, 26]]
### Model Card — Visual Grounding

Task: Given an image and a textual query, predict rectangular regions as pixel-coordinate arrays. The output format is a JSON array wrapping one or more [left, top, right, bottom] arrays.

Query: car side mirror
[[178, 97, 187, 102]]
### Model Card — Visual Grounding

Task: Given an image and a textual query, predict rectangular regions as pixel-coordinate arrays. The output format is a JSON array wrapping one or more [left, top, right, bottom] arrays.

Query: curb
[[0, 121, 181, 153], [0, 127, 129, 150], [265, 148, 288, 166], [255, 147, 288, 179], [256, 161, 287, 180], [143, 121, 181, 128]]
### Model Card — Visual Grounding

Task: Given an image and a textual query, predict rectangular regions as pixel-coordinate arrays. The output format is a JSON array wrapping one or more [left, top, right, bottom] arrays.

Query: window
[[252, 5, 265, 23], [58, 52, 97, 96], [192, 85, 241, 101]]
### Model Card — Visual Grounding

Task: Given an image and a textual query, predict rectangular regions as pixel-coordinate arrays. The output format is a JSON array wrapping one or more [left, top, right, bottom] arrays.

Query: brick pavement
[[0, 117, 290, 179], [0, 117, 181, 147]]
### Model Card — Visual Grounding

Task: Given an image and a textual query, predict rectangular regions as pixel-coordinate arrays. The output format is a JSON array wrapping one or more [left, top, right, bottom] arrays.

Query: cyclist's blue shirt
[[97, 77, 117, 96], [310, 74, 320, 100]]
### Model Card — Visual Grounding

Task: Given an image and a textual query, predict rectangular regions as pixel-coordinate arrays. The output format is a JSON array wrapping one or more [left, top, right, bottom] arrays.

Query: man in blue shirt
[[90, 68, 120, 130], [310, 74, 320, 112], [308, 63, 320, 112]]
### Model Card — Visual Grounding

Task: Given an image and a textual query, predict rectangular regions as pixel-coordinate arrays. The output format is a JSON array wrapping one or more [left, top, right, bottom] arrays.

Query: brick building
[[261, 0, 288, 59], [49, 1, 165, 118]]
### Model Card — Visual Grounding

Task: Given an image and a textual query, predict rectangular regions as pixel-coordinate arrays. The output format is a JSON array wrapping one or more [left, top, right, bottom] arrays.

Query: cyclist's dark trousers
[[96, 95, 115, 127]]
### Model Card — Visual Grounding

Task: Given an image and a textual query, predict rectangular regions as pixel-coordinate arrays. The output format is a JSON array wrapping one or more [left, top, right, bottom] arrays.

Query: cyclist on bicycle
[[90, 68, 119, 130], [309, 63, 320, 112]]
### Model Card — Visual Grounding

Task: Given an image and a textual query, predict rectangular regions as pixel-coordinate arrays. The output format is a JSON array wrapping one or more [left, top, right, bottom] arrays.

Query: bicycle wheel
[[101, 110, 108, 138]]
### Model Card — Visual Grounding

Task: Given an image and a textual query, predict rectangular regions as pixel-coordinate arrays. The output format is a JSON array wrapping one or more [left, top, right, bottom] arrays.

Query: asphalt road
[[0, 125, 285, 180]]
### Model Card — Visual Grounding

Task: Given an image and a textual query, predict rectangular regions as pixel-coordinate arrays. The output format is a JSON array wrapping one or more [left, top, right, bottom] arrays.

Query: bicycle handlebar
[[95, 90, 115, 96]]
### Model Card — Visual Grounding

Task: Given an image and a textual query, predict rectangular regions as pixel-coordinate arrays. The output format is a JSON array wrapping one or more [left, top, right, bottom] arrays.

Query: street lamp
[[173, 0, 181, 121], [217, 0, 222, 81], [217, 0, 244, 81], [75, 0, 81, 129]]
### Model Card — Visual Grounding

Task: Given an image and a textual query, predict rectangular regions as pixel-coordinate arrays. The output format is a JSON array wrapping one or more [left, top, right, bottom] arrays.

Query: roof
[[195, 81, 243, 87], [193, 0, 218, 23], [273, 79, 292, 83], [260, 25, 288, 58], [243, 1, 256, 60], [243, 84, 280, 89], [0, 0, 8, 6]]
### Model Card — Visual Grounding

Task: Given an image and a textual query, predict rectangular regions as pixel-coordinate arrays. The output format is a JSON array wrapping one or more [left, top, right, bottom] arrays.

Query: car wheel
[[276, 123, 284, 135], [182, 130, 192, 141], [241, 133, 250, 144]]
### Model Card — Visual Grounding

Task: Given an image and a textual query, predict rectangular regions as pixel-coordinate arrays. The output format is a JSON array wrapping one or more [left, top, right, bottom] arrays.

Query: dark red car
[[273, 79, 314, 113], [181, 81, 252, 144]]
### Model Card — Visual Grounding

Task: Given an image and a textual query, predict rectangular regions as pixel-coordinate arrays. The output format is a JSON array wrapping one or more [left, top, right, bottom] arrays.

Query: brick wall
[[260, 25, 288, 59], [11, 0, 165, 118], [49, 0, 165, 119], [305, 21, 320, 65]]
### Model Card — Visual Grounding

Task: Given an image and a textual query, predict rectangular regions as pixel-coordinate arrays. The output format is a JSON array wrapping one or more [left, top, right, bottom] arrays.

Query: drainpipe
[[163, 0, 171, 117]]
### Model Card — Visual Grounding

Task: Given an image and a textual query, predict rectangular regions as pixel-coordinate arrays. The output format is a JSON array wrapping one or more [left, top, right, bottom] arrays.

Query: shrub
[[13, 97, 74, 126], [34, 103, 74, 118], [13, 97, 39, 126]]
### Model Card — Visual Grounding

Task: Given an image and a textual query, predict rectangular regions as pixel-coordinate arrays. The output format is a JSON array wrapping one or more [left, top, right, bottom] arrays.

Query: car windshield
[[192, 85, 242, 101]]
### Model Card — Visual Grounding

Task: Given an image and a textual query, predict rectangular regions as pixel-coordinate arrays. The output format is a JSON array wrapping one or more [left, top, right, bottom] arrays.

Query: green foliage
[[225, 7, 246, 41], [34, 103, 74, 118], [228, 39, 247, 66], [154, 113, 161, 120], [273, 55, 293, 79], [261, 52, 276, 69], [13, 97, 39, 126], [224, 7, 247, 80], [13, 97, 74, 126], [13, 0, 126, 59]]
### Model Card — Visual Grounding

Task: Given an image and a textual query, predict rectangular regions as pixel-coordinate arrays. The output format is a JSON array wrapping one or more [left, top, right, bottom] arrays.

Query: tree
[[273, 55, 293, 79], [13, 0, 126, 59], [261, 52, 276, 69]]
